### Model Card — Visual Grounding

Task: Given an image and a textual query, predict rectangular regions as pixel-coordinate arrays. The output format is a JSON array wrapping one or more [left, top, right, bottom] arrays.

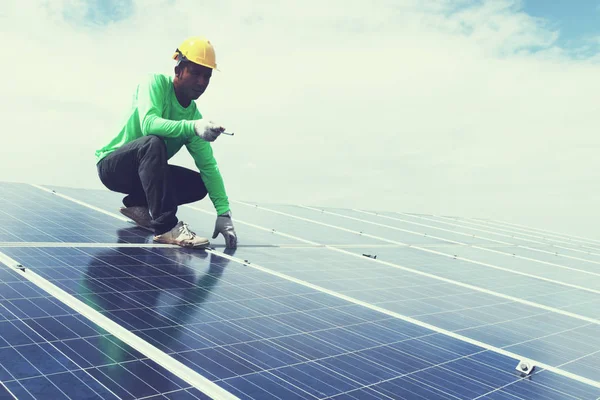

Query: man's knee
[[140, 135, 167, 156]]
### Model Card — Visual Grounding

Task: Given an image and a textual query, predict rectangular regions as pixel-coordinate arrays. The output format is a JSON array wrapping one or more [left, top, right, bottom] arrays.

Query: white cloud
[[1, 0, 599, 238]]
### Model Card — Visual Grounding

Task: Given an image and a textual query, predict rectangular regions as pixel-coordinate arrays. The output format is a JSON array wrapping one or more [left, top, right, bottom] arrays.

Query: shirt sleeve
[[137, 74, 196, 139], [185, 134, 231, 215]]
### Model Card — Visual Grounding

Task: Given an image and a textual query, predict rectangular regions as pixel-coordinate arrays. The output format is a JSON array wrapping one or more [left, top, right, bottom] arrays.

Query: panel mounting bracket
[[516, 359, 535, 377]]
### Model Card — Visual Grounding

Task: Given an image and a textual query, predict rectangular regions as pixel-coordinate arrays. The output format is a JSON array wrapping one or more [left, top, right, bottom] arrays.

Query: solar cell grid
[[0, 245, 592, 399], [240, 204, 474, 247], [1, 182, 599, 399], [36, 185, 308, 248], [227, 203, 600, 292], [225, 245, 600, 321], [297, 207, 600, 268], [0, 260, 211, 400], [0, 183, 145, 244]]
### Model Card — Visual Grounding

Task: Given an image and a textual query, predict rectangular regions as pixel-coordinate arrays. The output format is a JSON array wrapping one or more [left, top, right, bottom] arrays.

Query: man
[[94, 36, 237, 249]]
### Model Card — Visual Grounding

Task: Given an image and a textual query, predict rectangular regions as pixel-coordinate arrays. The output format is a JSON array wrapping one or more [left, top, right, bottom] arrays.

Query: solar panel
[[0, 259, 210, 399], [0, 181, 599, 399]]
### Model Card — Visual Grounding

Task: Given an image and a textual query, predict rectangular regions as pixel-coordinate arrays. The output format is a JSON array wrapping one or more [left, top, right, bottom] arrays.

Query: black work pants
[[96, 135, 208, 235]]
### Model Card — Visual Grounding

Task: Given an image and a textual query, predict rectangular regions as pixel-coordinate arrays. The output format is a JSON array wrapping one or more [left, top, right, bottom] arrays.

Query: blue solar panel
[[0, 182, 599, 399], [0, 260, 211, 399], [200, 245, 600, 377], [3, 246, 597, 399], [0, 183, 148, 244], [36, 185, 310, 248]]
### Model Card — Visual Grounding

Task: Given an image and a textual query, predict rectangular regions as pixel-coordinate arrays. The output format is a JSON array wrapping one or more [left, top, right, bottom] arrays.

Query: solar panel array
[[0, 181, 599, 399]]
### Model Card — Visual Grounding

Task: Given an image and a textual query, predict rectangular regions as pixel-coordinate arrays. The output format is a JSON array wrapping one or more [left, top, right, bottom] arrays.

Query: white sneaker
[[153, 221, 210, 248], [120, 206, 152, 229]]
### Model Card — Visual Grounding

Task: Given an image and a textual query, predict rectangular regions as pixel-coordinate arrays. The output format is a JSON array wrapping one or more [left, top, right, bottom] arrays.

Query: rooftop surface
[[0, 181, 599, 399]]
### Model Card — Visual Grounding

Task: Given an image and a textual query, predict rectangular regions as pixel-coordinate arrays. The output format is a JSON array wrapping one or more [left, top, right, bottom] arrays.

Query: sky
[[1, 0, 600, 239]]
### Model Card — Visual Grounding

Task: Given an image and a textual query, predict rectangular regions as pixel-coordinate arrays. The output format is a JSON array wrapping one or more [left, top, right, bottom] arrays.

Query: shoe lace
[[178, 222, 196, 238]]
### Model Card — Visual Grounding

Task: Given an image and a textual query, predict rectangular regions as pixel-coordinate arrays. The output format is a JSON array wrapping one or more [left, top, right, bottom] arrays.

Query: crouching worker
[[94, 36, 237, 249]]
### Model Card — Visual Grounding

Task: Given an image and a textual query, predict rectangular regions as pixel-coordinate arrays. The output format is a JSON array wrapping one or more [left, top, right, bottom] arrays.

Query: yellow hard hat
[[172, 36, 217, 70]]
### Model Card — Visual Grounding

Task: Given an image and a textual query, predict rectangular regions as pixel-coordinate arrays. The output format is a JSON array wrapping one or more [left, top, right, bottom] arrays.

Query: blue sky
[[63, 0, 134, 26], [522, 0, 600, 51]]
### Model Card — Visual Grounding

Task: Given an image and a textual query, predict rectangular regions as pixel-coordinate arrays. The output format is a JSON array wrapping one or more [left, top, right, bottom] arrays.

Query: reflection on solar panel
[[0, 181, 599, 399]]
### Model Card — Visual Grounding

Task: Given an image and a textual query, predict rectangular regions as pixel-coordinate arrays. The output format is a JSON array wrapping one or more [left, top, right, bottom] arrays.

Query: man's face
[[179, 62, 213, 100]]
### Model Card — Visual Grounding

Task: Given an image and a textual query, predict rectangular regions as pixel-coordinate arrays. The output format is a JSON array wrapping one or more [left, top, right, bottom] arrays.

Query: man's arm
[[185, 135, 231, 215], [137, 74, 196, 139]]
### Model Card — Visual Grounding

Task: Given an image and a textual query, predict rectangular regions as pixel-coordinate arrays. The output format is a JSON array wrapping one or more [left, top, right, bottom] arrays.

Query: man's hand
[[212, 211, 237, 249], [194, 120, 225, 142]]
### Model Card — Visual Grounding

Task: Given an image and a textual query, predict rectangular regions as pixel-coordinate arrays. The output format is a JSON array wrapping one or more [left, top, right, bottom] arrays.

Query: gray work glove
[[212, 211, 237, 248], [194, 120, 224, 142]]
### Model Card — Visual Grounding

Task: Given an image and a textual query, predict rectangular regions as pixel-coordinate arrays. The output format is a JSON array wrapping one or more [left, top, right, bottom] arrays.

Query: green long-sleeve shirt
[[95, 73, 230, 215]]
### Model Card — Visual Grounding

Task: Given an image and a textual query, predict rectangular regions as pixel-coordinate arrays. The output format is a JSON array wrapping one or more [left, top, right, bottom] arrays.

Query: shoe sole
[[153, 238, 210, 249], [181, 241, 210, 249]]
